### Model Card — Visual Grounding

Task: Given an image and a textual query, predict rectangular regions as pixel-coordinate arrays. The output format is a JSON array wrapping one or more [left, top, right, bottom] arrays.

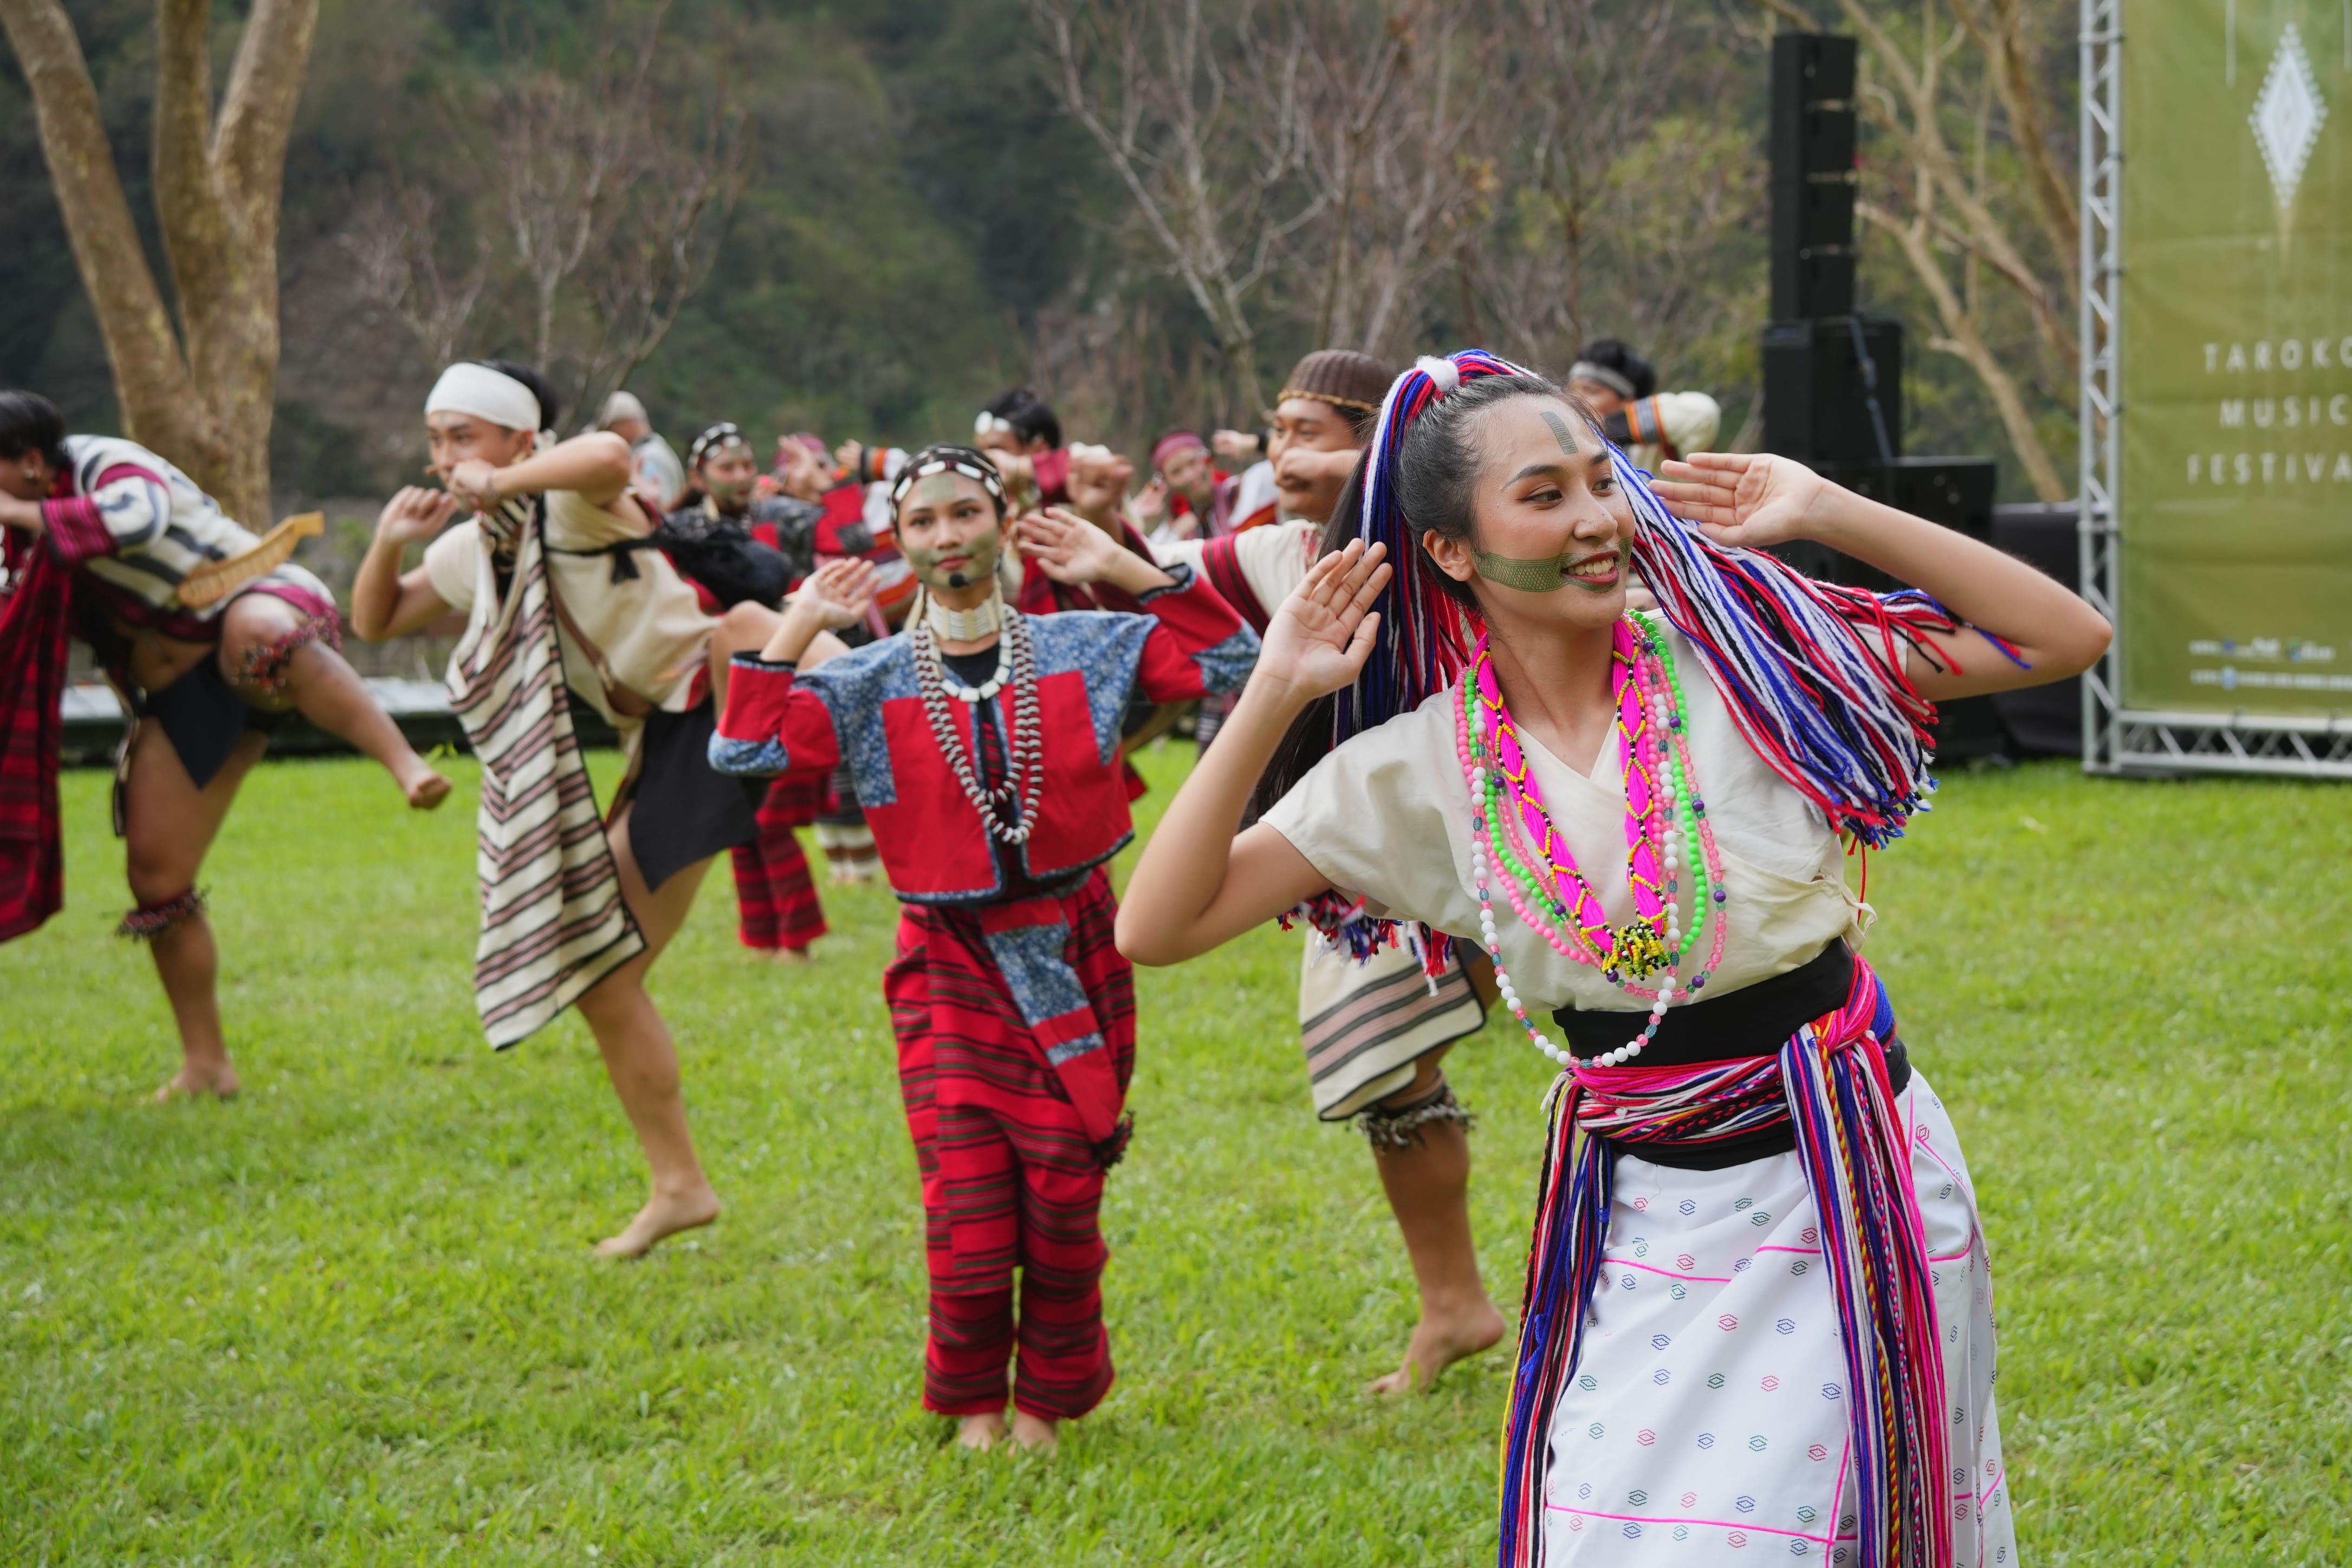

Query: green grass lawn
[[1, 747, 2347, 1565]]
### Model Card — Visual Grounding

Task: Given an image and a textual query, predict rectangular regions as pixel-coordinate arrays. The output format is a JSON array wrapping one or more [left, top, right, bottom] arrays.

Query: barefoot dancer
[[711, 446, 1256, 1453], [1154, 348, 1506, 1397], [352, 361, 806, 1259], [0, 391, 450, 1101], [1118, 352, 2109, 1564]]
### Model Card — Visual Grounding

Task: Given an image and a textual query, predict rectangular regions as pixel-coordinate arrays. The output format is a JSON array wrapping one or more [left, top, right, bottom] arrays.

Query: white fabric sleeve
[[1234, 520, 1316, 608], [1657, 391, 1722, 456], [420, 521, 481, 615], [85, 469, 172, 552], [1256, 709, 1463, 928]]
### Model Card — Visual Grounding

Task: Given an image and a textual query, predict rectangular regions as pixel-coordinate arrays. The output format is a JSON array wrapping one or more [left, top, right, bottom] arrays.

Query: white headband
[[427, 363, 543, 435], [1567, 361, 1637, 400], [975, 412, 1016, 437]]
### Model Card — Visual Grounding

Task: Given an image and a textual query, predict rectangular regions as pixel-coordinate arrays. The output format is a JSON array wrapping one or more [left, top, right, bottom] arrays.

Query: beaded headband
[[687, 422, 749, 468], [889, 445, 1007, 516]]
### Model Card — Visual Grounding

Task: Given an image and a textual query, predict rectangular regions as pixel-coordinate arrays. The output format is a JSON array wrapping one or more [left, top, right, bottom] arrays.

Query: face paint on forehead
[[913, 472, 962, 506], [1540, 411, 1583, 456]]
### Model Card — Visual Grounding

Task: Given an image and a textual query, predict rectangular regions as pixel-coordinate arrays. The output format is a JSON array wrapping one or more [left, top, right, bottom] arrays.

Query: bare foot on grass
[[770, 946, 813, 966], [1366, 1298, 1508, 1396], [153, 1059, 240, 1104], [592, 1184, 721, 1259], [1010, 1411, 1059, 1455], [957, 1412, 1006, 1451], [401, 764, 453, 811]]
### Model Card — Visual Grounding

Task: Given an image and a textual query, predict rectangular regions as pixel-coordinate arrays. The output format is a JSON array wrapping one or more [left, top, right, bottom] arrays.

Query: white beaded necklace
[[923, 587, 1005, 645]]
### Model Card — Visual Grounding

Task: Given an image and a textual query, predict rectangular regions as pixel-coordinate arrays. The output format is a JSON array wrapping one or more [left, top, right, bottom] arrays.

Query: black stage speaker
[[1987, 502, 2086, 757], [1771, 34, 1859, 320], [1761, 315, 1903, 465]]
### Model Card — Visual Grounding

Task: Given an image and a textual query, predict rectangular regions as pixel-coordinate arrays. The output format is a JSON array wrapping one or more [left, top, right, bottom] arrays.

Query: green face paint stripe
[[1540, 411, 1582, 456], [1470, 549, 1570, 592]]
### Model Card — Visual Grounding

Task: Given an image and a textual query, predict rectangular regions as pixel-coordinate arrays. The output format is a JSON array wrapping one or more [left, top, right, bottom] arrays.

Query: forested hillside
[[0, 0, 2079, 507]]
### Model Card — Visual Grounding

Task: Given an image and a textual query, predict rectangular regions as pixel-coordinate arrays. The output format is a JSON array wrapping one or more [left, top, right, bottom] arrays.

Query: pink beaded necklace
[[1456, 612, 1730, 1068]]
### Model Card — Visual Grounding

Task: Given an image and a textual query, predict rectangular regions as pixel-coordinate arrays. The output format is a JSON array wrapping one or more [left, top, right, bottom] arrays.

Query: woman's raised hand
[[1257, 539, 1391, 703], [1651, 452, 1831, 549], [790, 557, 876, 630]]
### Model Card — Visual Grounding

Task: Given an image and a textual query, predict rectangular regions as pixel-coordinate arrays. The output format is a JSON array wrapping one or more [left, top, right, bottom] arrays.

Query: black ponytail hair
[[1247, 370, 1596, 815], [0, 390, 72, 474]]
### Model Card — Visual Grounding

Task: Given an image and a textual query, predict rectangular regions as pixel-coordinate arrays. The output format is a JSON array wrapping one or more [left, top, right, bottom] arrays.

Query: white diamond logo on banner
[[2250, 23, 2327, 209]]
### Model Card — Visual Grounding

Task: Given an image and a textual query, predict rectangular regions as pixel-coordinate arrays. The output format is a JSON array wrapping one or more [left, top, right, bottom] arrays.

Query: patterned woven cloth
[[444, 498, 644, 1045], [0, 531, 70, 942]]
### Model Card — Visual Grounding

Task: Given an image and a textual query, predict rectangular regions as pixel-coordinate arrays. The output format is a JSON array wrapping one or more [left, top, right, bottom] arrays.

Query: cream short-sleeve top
[[1259, 623, 1868, 1016], [422, 488, 713, 726]]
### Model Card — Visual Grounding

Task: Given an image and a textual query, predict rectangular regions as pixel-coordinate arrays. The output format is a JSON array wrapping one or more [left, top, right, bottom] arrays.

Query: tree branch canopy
[[0, 0, 198, 424]]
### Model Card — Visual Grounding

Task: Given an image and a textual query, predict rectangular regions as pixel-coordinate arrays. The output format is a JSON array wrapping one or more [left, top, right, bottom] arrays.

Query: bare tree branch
[[1858, 199, 2064, 498], [0, 0, 198, 436], [2, 0, 316, 524]]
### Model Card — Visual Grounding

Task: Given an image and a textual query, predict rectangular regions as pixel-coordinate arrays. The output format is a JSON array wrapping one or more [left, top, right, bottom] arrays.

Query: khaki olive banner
[[2121, 0, 2350, 713]]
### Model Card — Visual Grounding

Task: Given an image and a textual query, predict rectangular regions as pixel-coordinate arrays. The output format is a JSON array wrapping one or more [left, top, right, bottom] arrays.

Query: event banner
[[2121, 0, 2350, 713]]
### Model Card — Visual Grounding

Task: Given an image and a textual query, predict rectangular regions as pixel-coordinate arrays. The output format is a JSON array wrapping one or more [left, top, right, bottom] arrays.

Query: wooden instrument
[[176, 512, 324, 608]]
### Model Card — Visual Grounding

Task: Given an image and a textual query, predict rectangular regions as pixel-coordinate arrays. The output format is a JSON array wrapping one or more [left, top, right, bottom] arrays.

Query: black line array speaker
[[1761, 315, 1903, 465], [1771, 34, 1859, 321]]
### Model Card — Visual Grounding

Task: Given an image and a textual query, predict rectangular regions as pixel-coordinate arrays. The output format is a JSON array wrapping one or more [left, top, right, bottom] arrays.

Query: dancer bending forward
[[1118, 353, 2108, 1565], [0, 390, 449, 1101], [353, 361, 809, 1258], [712, 445, 1256, 1453]]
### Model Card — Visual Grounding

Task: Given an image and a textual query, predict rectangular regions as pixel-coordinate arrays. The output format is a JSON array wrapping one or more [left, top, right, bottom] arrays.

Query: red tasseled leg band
[[118, 886, 206, 940], [238, 614, 343, 696]]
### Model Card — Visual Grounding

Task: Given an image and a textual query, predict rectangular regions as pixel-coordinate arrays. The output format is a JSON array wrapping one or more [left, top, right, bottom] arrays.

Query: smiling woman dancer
[[1117, 352, 2108, 1565], [710, 445, 1256, 1454], [0, 390, 449, 1102], [351, 360, 809, 1259]]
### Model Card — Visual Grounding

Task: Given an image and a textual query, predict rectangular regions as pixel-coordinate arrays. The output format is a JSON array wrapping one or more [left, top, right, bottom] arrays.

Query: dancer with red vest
[[711, 444, 1256, 1453]]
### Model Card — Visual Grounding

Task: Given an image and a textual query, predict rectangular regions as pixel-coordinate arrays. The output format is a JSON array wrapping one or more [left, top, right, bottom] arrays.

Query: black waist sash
[[1550, 943, 1911, 1169]]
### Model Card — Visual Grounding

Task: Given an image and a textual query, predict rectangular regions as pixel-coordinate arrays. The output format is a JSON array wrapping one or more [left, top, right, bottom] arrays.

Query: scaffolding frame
[[2076, 0, 2352, 780]]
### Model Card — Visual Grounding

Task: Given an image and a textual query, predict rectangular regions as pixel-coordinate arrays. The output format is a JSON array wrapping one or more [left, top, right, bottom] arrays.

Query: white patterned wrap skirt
[[1542, 1071, 2016, 1567]]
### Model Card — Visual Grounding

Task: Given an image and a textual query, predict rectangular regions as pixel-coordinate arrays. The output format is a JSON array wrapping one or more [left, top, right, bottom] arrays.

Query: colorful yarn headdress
[[1339, 348, 1969, 848]]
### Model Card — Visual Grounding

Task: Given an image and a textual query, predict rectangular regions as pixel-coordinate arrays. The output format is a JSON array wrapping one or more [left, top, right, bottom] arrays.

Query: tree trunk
[[0, 0, 316, 530]]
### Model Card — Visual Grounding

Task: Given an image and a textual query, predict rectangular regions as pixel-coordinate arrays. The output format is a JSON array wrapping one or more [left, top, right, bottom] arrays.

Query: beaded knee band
[[118, 887, 206, 941], [1356, 1080, 1473, 1149], [238, 613, 343, 697]]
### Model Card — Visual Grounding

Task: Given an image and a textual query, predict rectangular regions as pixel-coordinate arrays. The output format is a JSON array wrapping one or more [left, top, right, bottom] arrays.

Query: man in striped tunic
[[0, 390, 449, 1102]]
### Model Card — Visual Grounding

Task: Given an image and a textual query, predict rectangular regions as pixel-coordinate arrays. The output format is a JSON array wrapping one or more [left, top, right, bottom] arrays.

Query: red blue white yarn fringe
[[1496, 960, 1951, 1568], [1334, 348, 1995, 856]]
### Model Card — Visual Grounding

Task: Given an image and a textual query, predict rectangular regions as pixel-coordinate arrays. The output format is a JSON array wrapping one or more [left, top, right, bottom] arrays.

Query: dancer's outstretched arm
[[1116, 540, 1391, 968], [1651, 453, 2111, 697]]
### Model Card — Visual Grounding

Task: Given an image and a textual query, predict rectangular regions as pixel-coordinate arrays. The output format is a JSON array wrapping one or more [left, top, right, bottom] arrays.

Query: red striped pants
[[731, 778, 827, 950], [884, 872, 1134, 1421]]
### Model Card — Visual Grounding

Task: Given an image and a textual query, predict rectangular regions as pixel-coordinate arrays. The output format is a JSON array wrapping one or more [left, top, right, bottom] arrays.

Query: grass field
[[1, 747, 2347, 1565]]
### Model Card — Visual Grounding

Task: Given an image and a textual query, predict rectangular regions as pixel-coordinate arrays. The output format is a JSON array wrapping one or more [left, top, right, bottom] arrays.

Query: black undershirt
[[1548, 943, 1911, 1170]]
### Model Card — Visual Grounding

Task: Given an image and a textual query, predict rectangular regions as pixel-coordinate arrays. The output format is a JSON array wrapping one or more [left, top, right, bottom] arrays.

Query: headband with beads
[[687, 422, 750, 468], [888, 444, 1008, 517]]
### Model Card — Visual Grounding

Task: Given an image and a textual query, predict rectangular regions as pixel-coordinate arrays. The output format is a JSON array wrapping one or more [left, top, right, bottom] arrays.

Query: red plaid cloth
[[0, 532, 70, 942]]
